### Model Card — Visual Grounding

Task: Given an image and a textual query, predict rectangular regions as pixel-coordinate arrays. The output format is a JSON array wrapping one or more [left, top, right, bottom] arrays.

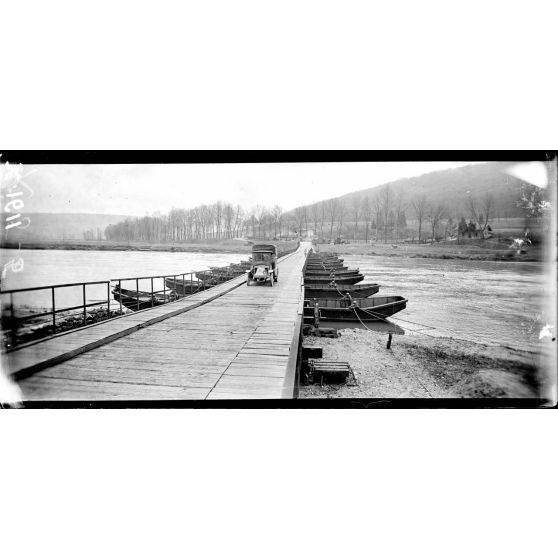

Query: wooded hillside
[[284, 162, 548, 242]]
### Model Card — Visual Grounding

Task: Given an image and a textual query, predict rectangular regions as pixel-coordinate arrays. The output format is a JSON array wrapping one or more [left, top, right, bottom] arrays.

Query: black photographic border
[[2, 150, 556, 409]]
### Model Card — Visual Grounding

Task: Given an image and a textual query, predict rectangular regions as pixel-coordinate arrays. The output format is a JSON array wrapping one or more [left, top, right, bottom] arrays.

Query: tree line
[[103, 202, 300, 242], [289, 182, 547, 243], [101, 184, 549, 244]]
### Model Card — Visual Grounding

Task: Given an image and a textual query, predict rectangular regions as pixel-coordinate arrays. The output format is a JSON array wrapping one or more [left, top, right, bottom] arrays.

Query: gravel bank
[[299, 329, 540, 399]]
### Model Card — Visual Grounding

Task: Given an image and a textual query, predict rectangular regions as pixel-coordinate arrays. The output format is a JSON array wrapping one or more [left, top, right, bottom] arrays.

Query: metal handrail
[[1, 246, 301, 349], [1, 279, 112, 349], [0, 280, 110, 294]]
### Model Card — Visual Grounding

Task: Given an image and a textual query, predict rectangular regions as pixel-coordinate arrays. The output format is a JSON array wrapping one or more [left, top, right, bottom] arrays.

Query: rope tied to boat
[[314, 258, 438, 337], [357, 305, 439, 337], [330, 278, 438, 337]]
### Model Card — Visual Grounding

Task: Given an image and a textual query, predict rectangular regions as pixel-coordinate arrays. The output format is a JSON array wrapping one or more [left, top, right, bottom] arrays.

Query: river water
[[1, 249, 247, 313], [0, 249, 550, 353], [343, 255, 548, 353]]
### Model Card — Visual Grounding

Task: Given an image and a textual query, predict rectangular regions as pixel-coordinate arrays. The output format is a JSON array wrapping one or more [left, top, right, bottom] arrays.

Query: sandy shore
[[299, 329, 542, 399]]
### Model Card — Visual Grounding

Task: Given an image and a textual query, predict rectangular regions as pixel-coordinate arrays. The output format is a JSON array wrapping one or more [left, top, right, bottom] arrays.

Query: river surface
[[1, 249, 246, 313], [343, 255, 549, 352], [0, 249, 550, 353]]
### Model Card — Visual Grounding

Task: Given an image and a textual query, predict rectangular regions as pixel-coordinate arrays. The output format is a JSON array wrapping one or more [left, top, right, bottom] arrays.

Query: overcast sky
[[11, 161, 484, 216]]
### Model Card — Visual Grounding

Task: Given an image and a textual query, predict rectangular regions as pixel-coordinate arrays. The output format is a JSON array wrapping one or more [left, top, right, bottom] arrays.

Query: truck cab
[[247, 244, 278, 286]]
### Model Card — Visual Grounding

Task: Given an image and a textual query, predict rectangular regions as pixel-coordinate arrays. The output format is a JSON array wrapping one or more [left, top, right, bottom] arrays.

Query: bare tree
[[466, 192, 480, 224], [214, 201, 223, 239], [378, 186, 392, 243], [264, 207, 273, 239], [233, 205, 244, 237], [371, 194, 382, 241], [480, 193, 494, 233], [326, 198, 339, 241], [392, 192, 406, 243], [362, 195, 371, 243], [427, 203, 445, 241], [294, 206, 306, 237], [310, 203, 320, 240], [336, 200, 346, 238], [247, 207, 257, 238], [443, 214, 456, 240], [253, 205, 266, 239], [318, 202, 326, 239], [223, 203, 234, 239], [302, 205, 309, 239], [411, 195, 428, 242], [351, 196, 361, 241], [271, 205, 283, 239]]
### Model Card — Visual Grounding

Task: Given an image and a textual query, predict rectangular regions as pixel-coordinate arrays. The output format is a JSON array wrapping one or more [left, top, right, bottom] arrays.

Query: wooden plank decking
[[11, 244, 309, 401]]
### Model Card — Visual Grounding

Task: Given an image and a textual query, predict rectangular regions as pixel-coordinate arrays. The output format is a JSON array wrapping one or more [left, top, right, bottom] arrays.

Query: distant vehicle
[[247, 244, 278, 286]]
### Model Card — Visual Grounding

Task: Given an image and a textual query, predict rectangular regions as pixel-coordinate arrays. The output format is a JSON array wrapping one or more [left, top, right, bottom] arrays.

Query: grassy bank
[[314, 241, 544, 262], [2, 239, 255, 254], [299, 329, 542, 399]]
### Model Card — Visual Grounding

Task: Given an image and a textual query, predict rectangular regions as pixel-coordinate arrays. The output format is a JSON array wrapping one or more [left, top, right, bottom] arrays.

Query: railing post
[[163, 277, 166, 304], [83, 283, 87, 326], [174, 275, 177, 301], [136, 278, 139, 311], [151, 277, 154, 307], [119, 280, 123, 315], [51, 287, 56, 334], [182, 273, 185, 298]]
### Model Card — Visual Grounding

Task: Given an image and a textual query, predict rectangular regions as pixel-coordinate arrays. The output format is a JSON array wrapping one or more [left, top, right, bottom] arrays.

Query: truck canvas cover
[[252, 244, 277, 254]]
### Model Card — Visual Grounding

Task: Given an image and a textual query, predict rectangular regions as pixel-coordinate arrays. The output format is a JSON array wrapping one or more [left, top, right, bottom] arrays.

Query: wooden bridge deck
[[10, 244, 309, 401]]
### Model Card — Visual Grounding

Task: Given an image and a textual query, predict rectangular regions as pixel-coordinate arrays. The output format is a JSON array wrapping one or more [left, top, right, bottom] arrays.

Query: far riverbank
[[314, 241, 545, 262], [2, 239, 255, 254]]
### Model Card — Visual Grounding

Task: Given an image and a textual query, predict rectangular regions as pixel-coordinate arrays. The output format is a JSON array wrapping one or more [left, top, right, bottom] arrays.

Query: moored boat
[[112, 286, 176, 311], [195, 270, 242, 283], [165, 277, 209, 295], [308, 258, 344, 265], [304, 268, 360, 277], [303, 296, 407, 322], [306, 264, 348, 271], [303, 274, 364, 285], [304, 282, 380, 298]]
